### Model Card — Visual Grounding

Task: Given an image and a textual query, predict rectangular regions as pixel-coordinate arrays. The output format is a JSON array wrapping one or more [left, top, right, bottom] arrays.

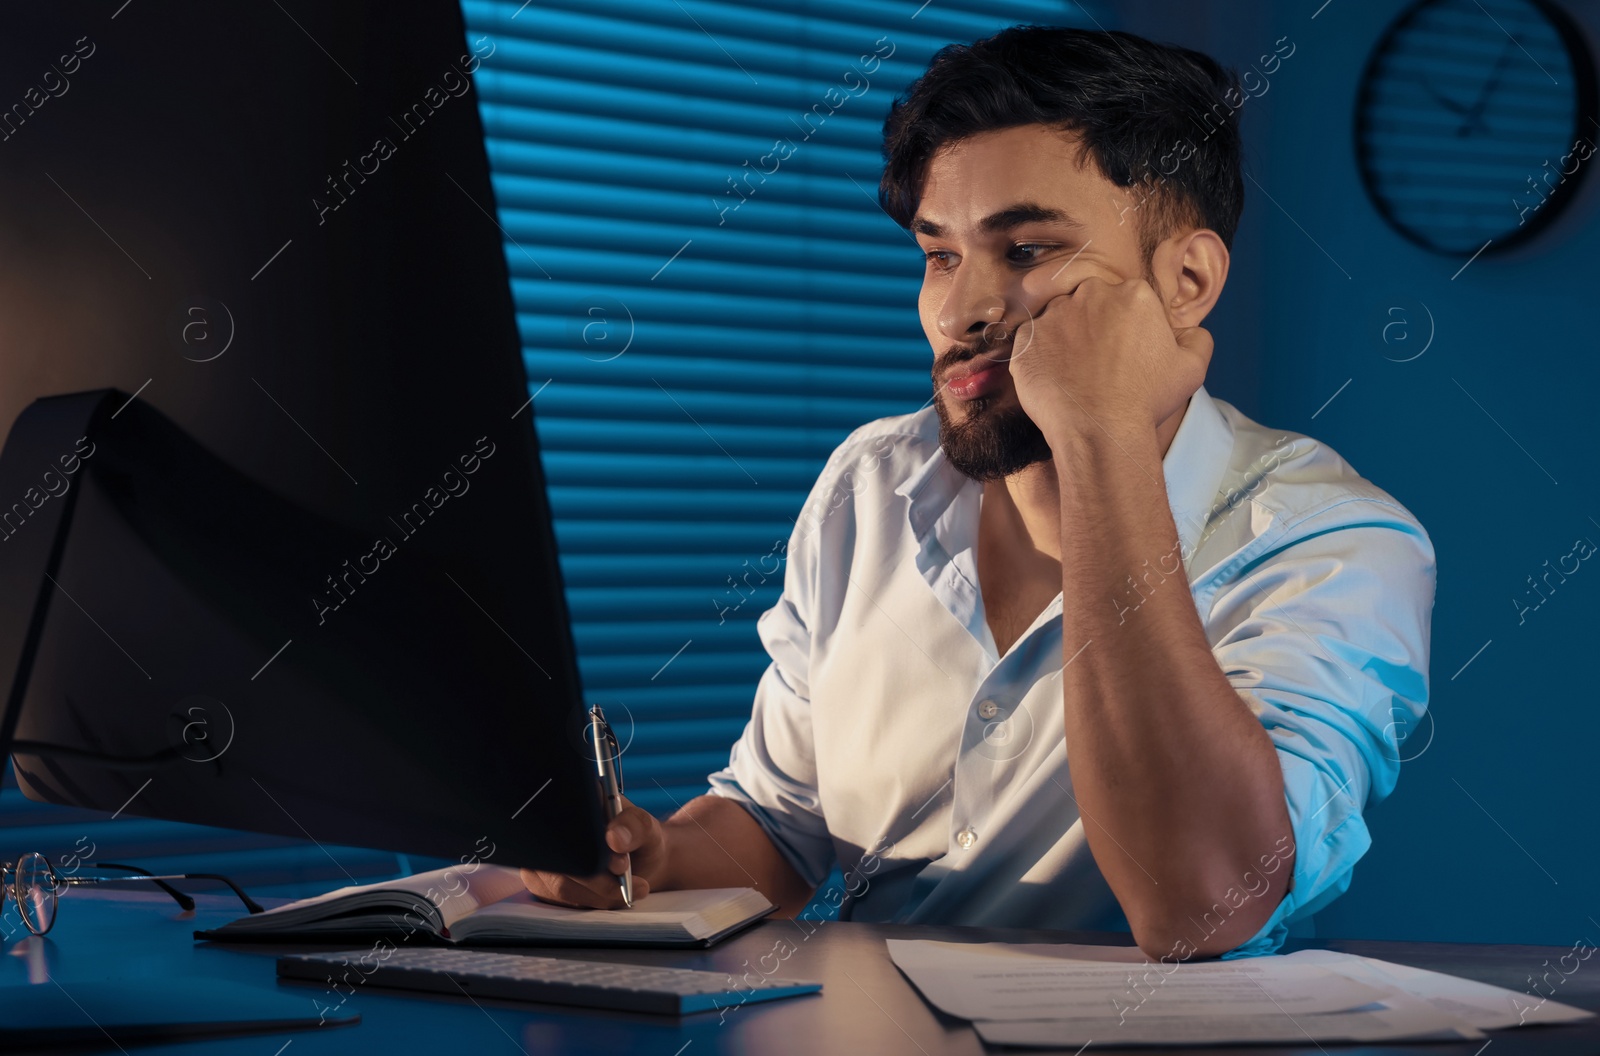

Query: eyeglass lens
[[12, 852, 58, 935]]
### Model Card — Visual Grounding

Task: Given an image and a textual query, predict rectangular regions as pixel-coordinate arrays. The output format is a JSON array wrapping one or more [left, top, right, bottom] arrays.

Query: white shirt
[[706, 384, 1436, 956]]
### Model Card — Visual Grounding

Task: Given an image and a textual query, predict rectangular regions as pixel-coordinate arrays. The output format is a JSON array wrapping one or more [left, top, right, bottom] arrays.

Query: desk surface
[[4, 889, 1599, 1055]]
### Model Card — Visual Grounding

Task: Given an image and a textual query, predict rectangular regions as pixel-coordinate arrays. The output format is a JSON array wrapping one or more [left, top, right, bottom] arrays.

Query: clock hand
[[1458, 38, 1517, 136], [1419, 76, 1472, 116]]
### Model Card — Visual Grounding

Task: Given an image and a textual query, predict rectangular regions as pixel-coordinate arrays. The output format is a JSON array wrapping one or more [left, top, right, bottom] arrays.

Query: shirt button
[[956, 828, 978, 850], [977, 699, 1000, 720]]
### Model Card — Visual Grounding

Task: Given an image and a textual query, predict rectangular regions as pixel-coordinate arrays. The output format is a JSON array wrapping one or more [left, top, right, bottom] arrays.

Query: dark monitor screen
[[0, 1, 605, 875]]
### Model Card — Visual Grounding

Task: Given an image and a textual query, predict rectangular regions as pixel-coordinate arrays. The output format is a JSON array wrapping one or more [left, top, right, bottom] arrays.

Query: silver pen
[[588, 704, 633, 908]]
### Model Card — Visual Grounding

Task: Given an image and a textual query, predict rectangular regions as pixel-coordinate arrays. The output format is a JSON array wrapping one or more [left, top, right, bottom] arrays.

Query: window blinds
[[463, 0, 1080, 815]]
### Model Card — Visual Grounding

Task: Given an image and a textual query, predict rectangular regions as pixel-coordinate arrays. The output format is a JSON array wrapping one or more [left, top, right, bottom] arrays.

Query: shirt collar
[[1160, 384, 1237, 562], [894, 384, 1236, 564], [894, 424, 972, 542]]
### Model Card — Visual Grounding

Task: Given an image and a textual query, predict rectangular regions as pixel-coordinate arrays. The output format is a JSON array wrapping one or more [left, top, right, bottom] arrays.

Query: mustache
[[931, 329, 1015, 380]]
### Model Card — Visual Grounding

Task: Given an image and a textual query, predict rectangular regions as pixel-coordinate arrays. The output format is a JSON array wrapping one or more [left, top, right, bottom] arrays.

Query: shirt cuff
[[705, 772, 835, 889]]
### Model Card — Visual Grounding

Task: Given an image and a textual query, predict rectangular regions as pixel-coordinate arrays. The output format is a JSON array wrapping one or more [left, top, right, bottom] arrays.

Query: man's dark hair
[[879, 25, 1246, 264]]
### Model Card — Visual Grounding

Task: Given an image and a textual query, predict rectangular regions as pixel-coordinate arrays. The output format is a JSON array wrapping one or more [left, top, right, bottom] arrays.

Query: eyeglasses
[[1, 852, 264, 937]]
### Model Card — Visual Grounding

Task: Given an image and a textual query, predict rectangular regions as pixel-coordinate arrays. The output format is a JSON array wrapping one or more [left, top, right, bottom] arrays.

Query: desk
[[6, 889, 1600, 1054]]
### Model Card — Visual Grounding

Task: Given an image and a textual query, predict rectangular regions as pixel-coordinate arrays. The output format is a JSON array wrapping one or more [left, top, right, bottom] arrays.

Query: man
[[522, 25, 1435, 960]]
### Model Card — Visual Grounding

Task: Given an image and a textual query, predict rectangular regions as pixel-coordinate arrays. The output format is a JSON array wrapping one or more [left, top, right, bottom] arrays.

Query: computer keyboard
[[277, 947, 822, 1015]]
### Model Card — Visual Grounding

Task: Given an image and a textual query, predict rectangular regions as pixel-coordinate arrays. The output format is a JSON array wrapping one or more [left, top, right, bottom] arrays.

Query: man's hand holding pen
[[520, 795, 667, 909], [520, 704, 663, 909]]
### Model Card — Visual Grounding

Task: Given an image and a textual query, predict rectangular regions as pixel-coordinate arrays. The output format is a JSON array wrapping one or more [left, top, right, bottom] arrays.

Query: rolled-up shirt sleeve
[[704, 442, 857, 890], [1204, 498, 1437, 958]]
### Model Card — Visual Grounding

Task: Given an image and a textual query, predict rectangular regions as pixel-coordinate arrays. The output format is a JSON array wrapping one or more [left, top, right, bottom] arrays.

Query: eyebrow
[[910, 202, 1085, 238]]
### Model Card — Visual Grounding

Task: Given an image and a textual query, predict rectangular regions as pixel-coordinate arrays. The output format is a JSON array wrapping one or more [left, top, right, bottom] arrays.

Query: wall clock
[[1355, 0, 1597, 256]]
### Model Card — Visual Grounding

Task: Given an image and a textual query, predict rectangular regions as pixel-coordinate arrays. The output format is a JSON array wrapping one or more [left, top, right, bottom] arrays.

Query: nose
[[936, 263, 1012, 346]]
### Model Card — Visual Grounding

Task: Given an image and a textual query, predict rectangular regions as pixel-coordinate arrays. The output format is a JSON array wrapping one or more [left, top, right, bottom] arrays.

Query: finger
[[520, 868, 626, 909], [1009, 313, 1035, 363], [1024, 288, 1075, 318], [605, 804, 654, 853], [572, 874, 632, 908], [595, 872, 650, 902], [1010, 299, 1065, 362], [1031, 291, 1076, 315], [1068, 274, 1113, 297], [519, 867, 590, 906]]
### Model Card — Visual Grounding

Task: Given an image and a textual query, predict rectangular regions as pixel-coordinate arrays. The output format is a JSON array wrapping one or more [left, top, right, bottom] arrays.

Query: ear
[[1149, 228, 1229, 329]]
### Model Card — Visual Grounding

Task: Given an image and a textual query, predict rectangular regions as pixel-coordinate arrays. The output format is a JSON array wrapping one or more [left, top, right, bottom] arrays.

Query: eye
[[922, 249, 956, 272], [1008, 242, 1058, 264]]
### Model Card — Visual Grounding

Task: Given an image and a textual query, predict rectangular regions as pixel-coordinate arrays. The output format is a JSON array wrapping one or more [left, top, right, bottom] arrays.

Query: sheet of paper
[[973, 989, 1483, 1048], [1286, 949, 1596, 1029], [885, 940, 1390, 1021]]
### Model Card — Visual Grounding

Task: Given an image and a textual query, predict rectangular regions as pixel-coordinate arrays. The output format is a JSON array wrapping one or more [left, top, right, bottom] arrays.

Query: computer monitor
[[0, 0, 606, 875]]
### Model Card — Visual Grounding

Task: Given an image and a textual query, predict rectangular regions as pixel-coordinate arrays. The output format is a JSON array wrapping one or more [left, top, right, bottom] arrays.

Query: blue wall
[[1119, 0, 1600, 945]]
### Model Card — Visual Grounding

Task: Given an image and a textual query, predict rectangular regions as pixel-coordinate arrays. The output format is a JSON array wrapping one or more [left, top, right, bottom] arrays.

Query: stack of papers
[[886, 940, 1594, 1047]]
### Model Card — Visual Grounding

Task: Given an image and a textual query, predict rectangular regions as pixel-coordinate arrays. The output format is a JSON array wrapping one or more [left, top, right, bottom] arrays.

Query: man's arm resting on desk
[[520, 793, 815, 916], [1010, 280, 1295, 960]]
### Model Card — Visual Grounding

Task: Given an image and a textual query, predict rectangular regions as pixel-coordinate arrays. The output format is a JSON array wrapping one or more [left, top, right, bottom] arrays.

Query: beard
[[931, 345, 1053, 483]]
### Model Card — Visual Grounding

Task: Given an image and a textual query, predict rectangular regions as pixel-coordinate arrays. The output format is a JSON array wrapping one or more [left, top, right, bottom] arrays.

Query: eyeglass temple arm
[[68, 862, 193, 910], [94, 862, 266, 914]]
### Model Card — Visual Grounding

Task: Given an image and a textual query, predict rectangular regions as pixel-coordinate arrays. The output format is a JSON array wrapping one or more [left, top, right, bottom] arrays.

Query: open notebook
[[193, 865, 774, 948]]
